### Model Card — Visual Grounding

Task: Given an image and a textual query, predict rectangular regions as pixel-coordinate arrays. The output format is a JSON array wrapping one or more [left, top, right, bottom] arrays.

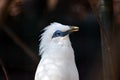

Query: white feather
[[35, 22, 79, 80]]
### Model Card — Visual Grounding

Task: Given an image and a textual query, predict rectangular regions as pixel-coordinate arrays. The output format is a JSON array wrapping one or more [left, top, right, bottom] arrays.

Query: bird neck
[[41, 38, 75, 62]]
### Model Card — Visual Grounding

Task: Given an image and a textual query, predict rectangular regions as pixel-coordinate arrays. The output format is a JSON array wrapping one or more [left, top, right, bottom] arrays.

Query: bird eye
[[56, 32, 61, 36], [52, 30, 62, 38]]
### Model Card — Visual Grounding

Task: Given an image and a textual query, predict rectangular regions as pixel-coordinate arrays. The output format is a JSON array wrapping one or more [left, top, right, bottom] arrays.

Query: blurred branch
[[113, 0, 120, 78], [0, 25, 39, 64], [0, 0, 39, 64], [0, 59, 9, 80], [0, 0, 11, 24], [88, 0, 116, 80]]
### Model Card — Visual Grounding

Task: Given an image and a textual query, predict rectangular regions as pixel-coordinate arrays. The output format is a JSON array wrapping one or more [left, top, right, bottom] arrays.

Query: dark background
[[0, 0, 102, 80]]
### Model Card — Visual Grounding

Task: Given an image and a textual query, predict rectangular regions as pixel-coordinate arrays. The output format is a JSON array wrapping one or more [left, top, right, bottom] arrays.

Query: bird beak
[[70, 26, 79, 32], [61, 26, 79, 37]]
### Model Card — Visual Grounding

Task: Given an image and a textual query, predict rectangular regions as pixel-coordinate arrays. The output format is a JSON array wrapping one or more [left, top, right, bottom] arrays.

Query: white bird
[[35, 22, 79, 80]]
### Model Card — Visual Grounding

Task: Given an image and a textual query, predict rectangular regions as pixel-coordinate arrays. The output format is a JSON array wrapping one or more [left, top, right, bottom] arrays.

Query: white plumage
[[35, 22, 79, 80]]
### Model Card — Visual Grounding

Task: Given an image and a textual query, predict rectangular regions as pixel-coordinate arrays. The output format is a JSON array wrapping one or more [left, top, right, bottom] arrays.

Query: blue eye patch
[[52, 30, 70, 38]]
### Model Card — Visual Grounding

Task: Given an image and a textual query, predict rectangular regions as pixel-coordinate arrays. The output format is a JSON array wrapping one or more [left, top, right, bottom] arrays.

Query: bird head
[[39, 22, 79, 55]]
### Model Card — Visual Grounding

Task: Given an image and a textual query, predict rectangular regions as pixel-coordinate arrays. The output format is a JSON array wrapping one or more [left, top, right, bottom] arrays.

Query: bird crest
[[39, 22, 70, 55]]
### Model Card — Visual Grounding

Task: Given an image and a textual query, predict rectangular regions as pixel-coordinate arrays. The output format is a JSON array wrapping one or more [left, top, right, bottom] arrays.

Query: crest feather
[[39, 22, 70, 55]]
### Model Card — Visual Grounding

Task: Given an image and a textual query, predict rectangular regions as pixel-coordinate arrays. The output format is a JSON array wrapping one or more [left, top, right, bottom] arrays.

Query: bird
[[35, 22, 79, 80]]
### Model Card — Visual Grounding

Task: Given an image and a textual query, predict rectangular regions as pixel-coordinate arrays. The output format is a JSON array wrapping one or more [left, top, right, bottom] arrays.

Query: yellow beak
[[70, 26, 79, 32]]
